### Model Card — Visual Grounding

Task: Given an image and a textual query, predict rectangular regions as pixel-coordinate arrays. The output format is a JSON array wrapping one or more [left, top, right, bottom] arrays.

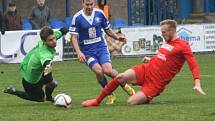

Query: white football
[[54, 93, 72, 108]]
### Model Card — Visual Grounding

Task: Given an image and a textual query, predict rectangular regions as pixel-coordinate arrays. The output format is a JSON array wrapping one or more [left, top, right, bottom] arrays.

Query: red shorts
[[131, 64, 165, 102]]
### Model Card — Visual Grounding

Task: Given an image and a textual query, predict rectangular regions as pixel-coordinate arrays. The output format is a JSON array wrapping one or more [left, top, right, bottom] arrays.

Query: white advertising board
[[119, 24, 215, 55], [0, 30, 63, 63]]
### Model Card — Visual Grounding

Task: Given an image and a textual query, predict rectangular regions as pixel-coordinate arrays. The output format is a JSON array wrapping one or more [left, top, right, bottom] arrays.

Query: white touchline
[[177, 74, 215, 77]]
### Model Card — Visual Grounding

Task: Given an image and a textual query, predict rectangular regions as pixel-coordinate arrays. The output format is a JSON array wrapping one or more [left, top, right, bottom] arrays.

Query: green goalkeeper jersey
[[19, 31, 62, 84]]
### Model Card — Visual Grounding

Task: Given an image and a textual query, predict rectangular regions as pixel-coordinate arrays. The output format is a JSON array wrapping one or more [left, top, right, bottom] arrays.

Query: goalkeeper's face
[[45, 34, 57, 48]]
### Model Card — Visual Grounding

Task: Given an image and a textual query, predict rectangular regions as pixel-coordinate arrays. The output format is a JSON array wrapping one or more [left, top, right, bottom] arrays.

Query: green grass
[[0, 54, 215, 121]]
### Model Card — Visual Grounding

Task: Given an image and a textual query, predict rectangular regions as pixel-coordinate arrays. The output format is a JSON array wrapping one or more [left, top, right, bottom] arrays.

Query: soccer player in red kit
[[82, 19, 206, 107]]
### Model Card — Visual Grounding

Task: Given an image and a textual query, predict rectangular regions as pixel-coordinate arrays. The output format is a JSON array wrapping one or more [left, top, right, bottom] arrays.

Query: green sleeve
[[40, 51, 53, 66], [54, 31, 63, 40]]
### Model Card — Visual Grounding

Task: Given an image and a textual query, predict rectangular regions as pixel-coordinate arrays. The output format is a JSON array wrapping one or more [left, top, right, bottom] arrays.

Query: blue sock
[[99, 76, 108, 88]]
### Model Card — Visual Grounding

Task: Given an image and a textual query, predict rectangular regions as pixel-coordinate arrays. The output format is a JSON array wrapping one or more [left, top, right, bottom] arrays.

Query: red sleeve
[[182, 41, 200, 79]]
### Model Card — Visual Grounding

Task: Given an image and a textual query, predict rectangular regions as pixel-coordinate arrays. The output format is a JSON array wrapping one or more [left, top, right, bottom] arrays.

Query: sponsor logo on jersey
[[95, 17, 101, 24], [157, 52, 166, 61], [161, 43, 174, 51], [84, 37, 101, 45]]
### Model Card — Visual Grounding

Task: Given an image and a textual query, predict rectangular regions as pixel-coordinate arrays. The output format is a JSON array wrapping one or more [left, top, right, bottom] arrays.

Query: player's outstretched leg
[[81, 99, 99, 107], [82, 77, 121, 107], [107, 67, 135, 96], [3, 86, 44, 102], [98, 76, 116, 105]]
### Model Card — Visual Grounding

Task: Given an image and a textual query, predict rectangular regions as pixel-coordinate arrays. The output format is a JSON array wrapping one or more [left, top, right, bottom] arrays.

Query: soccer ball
[[54, 93, 72, 108]]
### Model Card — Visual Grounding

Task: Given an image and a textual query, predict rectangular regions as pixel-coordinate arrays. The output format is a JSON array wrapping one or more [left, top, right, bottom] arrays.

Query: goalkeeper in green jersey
[[4, 26, 68, 102]]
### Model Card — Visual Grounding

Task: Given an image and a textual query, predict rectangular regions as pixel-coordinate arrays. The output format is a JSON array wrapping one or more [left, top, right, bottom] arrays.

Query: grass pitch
[[0, 54, 215, 121]]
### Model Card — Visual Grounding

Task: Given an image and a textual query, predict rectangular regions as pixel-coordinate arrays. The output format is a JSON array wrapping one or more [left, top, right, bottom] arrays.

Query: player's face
[[45, 34, 57, 48], [83, 0, 94, 15], [161, 24, 175, 42], [37, 0, 45, 7], [9, 6, 16, 12]]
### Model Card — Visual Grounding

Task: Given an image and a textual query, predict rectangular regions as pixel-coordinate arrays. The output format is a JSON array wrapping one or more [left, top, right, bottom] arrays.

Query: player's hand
[[192, 79, 206, 95], [77, 52, 86, 63], [117, 35, 127, 43], [59, 27, 69, 35], [142, 56, 151, 63]]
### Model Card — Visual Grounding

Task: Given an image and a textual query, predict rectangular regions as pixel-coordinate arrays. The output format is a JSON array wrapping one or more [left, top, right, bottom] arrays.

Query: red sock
[[96, 78, 120, 103]]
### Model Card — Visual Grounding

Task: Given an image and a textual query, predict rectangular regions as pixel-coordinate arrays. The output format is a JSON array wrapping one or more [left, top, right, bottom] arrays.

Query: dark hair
[[40, 26, 54, 41], [82, 0, 94, 3], [8, 2, 16, 7]]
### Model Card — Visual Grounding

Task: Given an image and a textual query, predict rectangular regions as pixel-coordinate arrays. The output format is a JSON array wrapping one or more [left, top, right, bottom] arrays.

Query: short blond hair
[[160, 19, 177, 29]]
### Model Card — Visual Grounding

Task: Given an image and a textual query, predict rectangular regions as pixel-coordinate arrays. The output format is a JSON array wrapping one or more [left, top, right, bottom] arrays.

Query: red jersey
[[146, 38, 200, 86]]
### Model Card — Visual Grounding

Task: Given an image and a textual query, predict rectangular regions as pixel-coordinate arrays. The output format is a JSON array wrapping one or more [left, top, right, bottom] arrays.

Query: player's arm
[[183, 42, 206, 95], [53, 27, 69, 40], [142, 56, 151, 63], [59, 27, 68, 36], [104, 28, 127, 43], [100, 11, 126, 43], [193, 79, 206, 95], [70, 34, 86, 63], [65, 15, 86, 63]]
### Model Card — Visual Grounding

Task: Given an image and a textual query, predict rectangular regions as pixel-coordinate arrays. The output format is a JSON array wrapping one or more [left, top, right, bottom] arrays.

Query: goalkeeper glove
[[64, 32, 71, 44], [44, 61, 52, 76]]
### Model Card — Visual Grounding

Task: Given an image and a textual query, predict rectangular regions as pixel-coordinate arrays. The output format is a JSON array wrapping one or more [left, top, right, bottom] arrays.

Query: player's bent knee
[[116, 73, 127, 83], [47, 80, 58, 88], [127, 92, 148, 105], [103, 69, 112, 76], [127, 98, 146, 105], [127, 97, 139, 105], [94, 69, 104, 76]]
